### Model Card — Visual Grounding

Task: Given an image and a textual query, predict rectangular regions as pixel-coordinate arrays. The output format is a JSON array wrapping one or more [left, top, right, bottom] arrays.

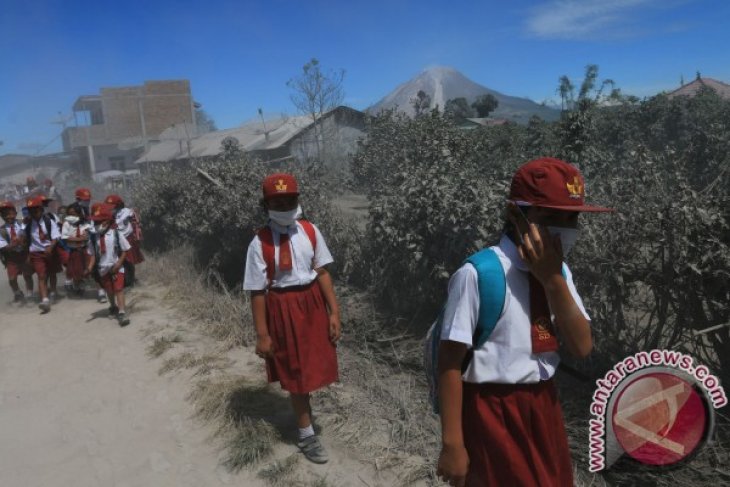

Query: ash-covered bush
[[134, 148, 361, 287]]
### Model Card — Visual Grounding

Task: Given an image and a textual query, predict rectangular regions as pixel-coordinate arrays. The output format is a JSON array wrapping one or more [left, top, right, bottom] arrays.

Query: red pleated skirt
[[264, 282, 338, 394], [66, 248, 87, 280], [125, 234, 145, 264], [462, 379, 574, 487]]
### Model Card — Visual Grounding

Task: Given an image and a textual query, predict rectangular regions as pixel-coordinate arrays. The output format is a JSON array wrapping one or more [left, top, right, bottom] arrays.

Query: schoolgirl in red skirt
[[437, 158, 613, 487], [106, 194, 143, 286], [243, 173, 341, 464], [0, 201, 34, 302], [61, 203, 92, 295]]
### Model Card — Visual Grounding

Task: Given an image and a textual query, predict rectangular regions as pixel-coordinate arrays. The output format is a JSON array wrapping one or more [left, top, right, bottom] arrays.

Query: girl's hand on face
[[517, 223, 563, 284]]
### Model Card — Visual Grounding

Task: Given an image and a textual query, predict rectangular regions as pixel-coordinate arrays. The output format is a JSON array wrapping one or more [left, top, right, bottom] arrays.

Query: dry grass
[[158, 351, 233, 376], [146, 333, 183, 358], [257, 454, 300, 486], [138, 246, 253, 349]]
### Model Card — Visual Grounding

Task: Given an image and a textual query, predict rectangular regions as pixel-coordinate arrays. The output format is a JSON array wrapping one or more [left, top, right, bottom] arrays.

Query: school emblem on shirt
[[535, 317, 553, 340], [275, 179, 287, 192], [566, 176, 584, 199]]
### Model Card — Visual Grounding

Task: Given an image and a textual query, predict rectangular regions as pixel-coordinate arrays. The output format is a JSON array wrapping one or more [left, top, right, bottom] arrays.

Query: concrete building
[[62, 80, 196, 178]]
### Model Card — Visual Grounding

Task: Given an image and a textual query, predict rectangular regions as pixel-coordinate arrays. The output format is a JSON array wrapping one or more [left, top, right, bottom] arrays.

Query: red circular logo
[[611, 372, 707, 466]]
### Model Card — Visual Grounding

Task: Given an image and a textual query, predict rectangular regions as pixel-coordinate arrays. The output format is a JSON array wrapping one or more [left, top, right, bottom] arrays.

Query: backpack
[[424, 247, 506, 415], [258, 220, 317, 285], [24, 215, 54, 248]]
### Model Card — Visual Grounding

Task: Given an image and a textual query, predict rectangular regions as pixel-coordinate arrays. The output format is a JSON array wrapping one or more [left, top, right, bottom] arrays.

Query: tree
[[444, 97, 473, 122], [287, 58, 345, 162], [195, 108, 217, 133], [410, 90, 431, 117], [471, 94, 499, 117]]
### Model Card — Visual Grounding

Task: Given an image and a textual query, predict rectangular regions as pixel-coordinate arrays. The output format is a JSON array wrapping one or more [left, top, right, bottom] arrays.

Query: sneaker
[[108, 305, 119, 317], [39, 299, 51, 313], [14, 291, 25, 303], [297, 435, 328, 464], [117, 313, 130, 327], [97, 290, 107, 304], [49, 292, 57, 303]]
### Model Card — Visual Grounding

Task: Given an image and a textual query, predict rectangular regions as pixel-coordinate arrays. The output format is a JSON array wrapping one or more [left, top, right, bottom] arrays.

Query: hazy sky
[[1, 0, 728, 155]]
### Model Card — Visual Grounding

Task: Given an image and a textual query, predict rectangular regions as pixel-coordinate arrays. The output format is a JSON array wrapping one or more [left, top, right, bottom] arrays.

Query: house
[[458, 117, 510, 130], [61, 80, 196, 179], [135, 106, 366, 170], [667, 76, 730, 99]]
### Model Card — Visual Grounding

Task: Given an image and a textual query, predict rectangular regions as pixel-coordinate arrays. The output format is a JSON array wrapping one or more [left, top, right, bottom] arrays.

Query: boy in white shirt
[[436, 158, 613, 487], [25, 196, 61, 312], [61, 203, 92, 296], [85, 203, 131, 326], [0, 201, 33, 302], [105, 194, 144, 286]]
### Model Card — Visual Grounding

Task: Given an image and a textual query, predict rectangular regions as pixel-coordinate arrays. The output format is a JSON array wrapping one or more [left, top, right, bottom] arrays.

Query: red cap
[[75, 188, 92, 201], [508, 158, 613, 212], [41, 194, 54, 202], [44, 179, 53, 186], [26, 196, 44, 209], [105, 194, 123, 206], [0, 201, 15, 211], [262, 173, 299, 200], [27, 176, 36, 183], [90, 203, 116, 222]]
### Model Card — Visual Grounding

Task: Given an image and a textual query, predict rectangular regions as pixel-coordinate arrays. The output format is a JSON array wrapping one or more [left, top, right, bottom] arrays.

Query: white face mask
[[268, 205, 302, 227], [65, 215, 80, 224], [547, 226, 579, 256]]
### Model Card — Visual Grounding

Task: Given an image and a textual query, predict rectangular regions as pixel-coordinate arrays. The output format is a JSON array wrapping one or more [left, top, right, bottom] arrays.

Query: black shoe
[[117, 313, 130, 327], [109, 305, 119, 317]]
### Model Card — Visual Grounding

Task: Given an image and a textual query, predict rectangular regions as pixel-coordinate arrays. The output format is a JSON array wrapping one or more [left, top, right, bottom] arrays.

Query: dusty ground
[[0, 281, 400, 487]]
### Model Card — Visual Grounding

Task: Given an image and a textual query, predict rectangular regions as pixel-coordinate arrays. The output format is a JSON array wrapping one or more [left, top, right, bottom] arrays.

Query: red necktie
[[37, 221, 47, 241], [100, 233, 107, 254], [76, 226, 81, 237], [278, 232, 293, 272], [9, 224, 16, 239], [529, 273, 559, 353]]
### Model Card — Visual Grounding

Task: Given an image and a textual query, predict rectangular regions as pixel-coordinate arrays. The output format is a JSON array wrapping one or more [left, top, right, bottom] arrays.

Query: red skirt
[[66, 248, 87, 280], [125, 234, 145, 264], [462, 380, 574, 487], [4, 251, 31, 280], [264, 282, 338, 394]]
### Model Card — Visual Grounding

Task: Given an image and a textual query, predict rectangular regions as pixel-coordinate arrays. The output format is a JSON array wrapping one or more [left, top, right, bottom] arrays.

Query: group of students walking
[[3, 157, 609, 486], [243, 158, 611, 486], [0, 187, 144, 327]]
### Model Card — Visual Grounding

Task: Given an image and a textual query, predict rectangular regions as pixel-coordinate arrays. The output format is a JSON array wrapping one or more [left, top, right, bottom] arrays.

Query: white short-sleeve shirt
[[440, 234, 590, 384], [28, 217, 61, 252], [115, 208, 135, 238], [243, 220, 334, 291], [86, 230, 131, 276], [0, 222, 25, 252]]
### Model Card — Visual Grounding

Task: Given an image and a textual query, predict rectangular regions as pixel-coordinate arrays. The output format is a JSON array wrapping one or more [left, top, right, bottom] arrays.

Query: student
[[74, 187, 92, 219], [436, 158, 612, 487], [85, 203, 131, 326], [25, 196, 61, 312], [61, 203, 92, 296], [41, 195, 62, 299], [243, 173, 341, 465], [0, 201, 33, 302], [105, 194, 144, 286]]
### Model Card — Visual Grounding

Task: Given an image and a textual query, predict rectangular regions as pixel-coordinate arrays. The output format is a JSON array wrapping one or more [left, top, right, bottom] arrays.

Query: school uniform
[[440, 234, 589, 487], [61, 219, 91, 280], [0, 221, 30, 280], [27, 218, 61, 277], [115, 208, 144, 264], [243, 220, 337, 395], [86, 229, 131, 295]]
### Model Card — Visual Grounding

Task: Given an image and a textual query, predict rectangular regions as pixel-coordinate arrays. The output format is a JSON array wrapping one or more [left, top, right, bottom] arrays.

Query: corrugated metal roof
[[136, 114, 315, 163]]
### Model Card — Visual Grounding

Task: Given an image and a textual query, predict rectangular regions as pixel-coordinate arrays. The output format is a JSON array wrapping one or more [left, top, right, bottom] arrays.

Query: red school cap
[[26, 196, 45, 209], [508, 157, 613, 212], [90, 203, 116, 222], [105, 194, 123, 206], [75, 188, 92, 201], [262, 173, 299, 200], [0, 201, 16, 211]]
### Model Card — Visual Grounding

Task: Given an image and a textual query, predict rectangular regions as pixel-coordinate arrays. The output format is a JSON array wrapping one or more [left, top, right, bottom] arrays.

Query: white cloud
[[525, 0, 665, 40]]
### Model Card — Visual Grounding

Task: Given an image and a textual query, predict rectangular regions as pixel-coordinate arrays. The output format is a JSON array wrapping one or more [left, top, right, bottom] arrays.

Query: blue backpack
[[424, 247, 506, 414]]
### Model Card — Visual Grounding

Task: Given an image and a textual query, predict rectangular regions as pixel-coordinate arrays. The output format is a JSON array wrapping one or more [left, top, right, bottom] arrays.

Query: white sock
[[98, 289, 105, 297], [298, 425, 315, 440]]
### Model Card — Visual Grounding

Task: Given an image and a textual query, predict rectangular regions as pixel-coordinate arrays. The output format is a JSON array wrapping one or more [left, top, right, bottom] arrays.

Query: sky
[[1, 0, 729, 155]]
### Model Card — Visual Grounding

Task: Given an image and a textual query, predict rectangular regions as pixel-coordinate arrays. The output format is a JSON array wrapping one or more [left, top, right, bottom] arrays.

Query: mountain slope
[[368, 66, 559, 123]]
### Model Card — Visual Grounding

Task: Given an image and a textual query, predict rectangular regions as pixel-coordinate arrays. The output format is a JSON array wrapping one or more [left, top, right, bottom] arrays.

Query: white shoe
[[49, 292, 57, 303], [39, 299, 51, 313], [97, 290, 107, 303]]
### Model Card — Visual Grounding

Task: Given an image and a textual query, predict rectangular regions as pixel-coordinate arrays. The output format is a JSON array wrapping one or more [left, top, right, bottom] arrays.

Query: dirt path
[[0, 281, 400, 487]]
